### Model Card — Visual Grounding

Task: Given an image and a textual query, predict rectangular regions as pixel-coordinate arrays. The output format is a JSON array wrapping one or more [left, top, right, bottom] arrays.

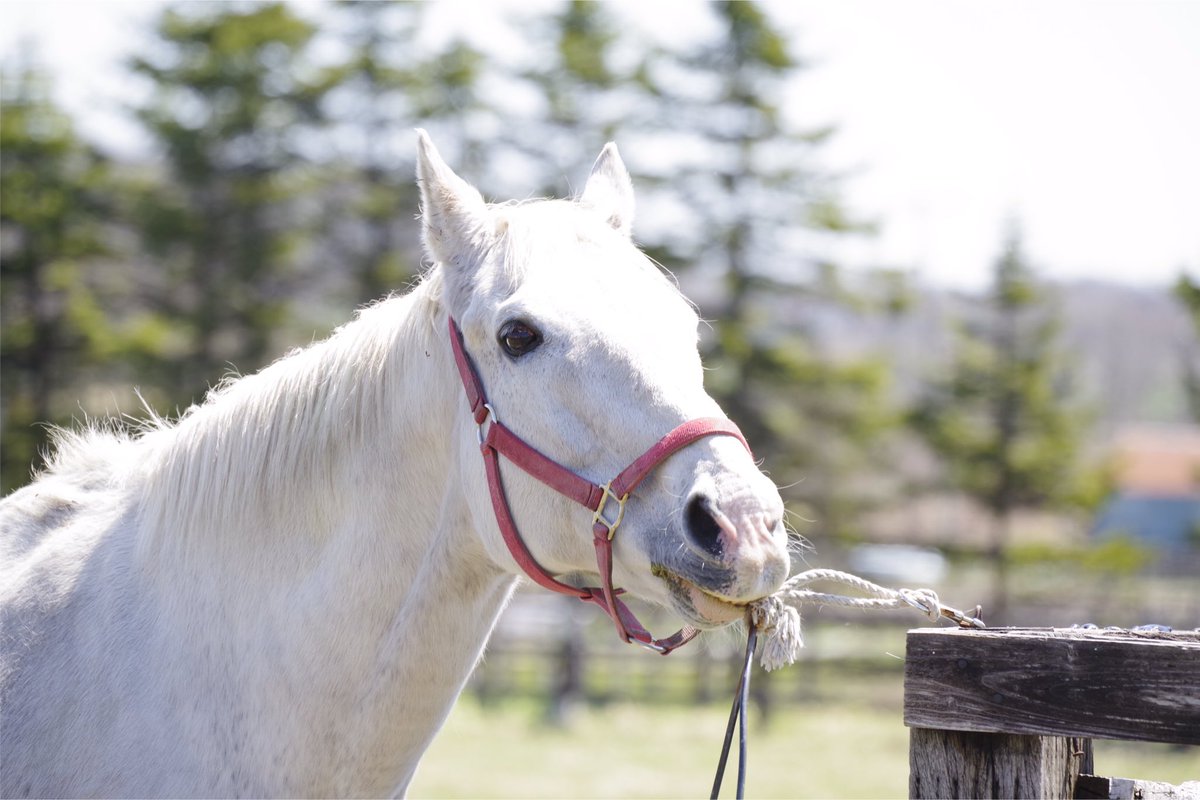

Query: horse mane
[[30, 278, 446, 561]]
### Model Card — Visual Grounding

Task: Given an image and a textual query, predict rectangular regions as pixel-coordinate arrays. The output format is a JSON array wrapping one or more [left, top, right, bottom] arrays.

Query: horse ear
[[581, 142, 635, 238], [415, 129, 490, 272]]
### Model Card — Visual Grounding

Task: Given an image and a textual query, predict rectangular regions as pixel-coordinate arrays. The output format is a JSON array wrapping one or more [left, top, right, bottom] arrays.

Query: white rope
[[748, 568, 984, 671]]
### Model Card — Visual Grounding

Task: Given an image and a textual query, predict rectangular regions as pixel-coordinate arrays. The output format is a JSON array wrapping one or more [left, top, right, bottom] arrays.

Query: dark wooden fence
[[470, 591, 921, 714], [904, 627, 1200, 799]]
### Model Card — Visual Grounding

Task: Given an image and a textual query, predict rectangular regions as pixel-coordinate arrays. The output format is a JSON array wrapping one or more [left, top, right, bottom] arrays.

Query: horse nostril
[[685, 495, 724, 559]]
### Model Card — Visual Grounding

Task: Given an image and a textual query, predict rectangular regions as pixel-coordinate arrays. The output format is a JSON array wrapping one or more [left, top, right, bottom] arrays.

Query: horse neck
[[133, 281, 517, 793]]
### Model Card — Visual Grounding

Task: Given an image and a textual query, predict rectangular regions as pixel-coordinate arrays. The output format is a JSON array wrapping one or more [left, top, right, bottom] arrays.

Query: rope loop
[[895, 587, 943, 622]]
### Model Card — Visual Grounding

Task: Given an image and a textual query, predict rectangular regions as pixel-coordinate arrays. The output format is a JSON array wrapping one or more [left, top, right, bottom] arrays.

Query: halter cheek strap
[[448, 316, 749, 654]]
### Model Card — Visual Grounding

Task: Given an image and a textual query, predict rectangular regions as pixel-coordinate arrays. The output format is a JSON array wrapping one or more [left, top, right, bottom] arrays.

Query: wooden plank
[[1076, 774, 1200, 799], [903, 627, 1200, 745], [908, 728, 1090, 799]]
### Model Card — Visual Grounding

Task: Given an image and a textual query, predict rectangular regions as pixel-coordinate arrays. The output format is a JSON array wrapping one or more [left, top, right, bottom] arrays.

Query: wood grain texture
[[908, 728, 1090, 799], [903, 627, 1200, 746]]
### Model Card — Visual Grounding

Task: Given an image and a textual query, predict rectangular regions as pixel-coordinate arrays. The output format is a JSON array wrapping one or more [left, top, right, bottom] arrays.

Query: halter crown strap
[[448, 316, 748, 654]]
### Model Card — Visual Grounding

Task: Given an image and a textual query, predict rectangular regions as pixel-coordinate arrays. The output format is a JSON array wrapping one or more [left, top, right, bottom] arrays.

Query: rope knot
[[749, 595, 802, 672]]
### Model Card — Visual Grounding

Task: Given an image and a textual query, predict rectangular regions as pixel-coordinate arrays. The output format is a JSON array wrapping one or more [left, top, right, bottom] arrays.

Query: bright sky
[[772, 1, 1200, 290], [3, 0, 1198, 291]]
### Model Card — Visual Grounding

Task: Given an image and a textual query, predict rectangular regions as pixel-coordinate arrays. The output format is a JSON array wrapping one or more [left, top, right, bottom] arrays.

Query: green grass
[[409, 696, 906, 799], [409, 695, 1198, 799]]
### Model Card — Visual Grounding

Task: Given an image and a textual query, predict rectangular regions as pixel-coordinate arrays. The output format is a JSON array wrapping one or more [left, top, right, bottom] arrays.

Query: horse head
[[417, 131, 790, 633]]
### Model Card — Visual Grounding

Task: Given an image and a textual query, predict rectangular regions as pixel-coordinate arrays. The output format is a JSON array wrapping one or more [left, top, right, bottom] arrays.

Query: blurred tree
[[0, 65, 117, 491], [497, 0, 636, 194], [129, 3, 334, 401], [321, 1, 490, 306], [473, 2, 905, 716], [1172, 274, 1200, 422], [908, 227, 1100, 619], [636, 1, 900, 542]]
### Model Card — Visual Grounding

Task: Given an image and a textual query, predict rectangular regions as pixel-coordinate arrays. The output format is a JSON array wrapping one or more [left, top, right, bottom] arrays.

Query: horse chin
[[653, 566, 749, 629]]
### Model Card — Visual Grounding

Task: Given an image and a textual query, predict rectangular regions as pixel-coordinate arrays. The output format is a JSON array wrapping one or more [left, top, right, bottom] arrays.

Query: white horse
[[0, 132, 790, 797]]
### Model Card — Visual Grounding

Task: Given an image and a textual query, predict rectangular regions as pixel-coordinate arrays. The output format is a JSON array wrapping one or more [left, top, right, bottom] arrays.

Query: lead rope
[[749, 567, 985, 673], [708, 568, 984, 798], [710, 618, 756, 800]]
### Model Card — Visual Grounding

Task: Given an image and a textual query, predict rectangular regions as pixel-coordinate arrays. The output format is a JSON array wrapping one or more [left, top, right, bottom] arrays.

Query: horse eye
[[498, 320, 542, 358]]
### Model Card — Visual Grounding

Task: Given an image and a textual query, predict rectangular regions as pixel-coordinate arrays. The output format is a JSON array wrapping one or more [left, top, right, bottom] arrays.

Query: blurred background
[[2, 1, 1198, 796]]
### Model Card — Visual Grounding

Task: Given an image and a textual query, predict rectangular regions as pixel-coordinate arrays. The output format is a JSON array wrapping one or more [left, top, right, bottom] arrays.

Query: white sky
[[772, 1, 1200, 290], [3, 0, 1198, 290]]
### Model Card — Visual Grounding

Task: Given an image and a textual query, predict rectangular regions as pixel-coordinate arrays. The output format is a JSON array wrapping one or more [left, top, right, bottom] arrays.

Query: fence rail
[[904, 627, 1200, 799]]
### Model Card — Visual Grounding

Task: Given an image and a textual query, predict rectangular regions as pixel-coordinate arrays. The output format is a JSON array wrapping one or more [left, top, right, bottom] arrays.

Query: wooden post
[[904, 627, 1200, 799], [909, 728, 1091, 799]]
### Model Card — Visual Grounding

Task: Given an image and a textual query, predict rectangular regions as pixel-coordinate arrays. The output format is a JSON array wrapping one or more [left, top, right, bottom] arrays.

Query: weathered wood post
[[904, 627, 1200, 799]]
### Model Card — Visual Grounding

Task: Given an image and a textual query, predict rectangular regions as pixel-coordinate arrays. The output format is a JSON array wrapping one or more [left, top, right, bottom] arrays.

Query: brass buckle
[[592, 481, 629, 540]]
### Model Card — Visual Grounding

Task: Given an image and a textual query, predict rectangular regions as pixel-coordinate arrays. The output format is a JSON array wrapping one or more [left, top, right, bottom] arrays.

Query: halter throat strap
[[448, 316, 748, 654]]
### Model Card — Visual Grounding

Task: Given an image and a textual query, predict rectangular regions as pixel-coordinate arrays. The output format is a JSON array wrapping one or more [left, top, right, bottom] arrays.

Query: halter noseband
[[448, 316, 749, 654]]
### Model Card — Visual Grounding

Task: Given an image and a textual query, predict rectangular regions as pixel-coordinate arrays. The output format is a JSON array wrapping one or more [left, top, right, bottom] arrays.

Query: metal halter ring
[[475, 403, 498, 445]]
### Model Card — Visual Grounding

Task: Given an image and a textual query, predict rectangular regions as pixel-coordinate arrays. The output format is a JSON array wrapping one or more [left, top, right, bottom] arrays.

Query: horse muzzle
[[651, 474, 791, 628]]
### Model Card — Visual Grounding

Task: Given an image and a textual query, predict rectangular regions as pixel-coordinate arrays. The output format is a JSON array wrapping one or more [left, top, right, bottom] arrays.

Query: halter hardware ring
[[475, 403, 497, 445], [593, 481, 629, 540]]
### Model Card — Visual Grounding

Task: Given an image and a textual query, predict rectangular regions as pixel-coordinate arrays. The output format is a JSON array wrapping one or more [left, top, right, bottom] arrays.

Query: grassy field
[[410, 594, 1200, 798], [408, 695, 1198, 799]]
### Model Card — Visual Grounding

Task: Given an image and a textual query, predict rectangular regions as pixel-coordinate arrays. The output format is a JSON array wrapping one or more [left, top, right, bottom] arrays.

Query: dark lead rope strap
[[711, 619, 757, 800]]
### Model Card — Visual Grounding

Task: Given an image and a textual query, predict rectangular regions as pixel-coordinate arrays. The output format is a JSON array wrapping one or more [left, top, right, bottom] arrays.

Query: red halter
[[448, 316, 749, 654]]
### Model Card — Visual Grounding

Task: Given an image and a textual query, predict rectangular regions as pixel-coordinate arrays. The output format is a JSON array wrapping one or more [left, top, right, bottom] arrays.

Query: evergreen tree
[[1172, 274, 1200, 422], [637, 1, 898, 541], [322, 1, 489, 305], [0, 65, 116, 491], [909, 228, 1096, 619], [129, 3, 334, 400], [495, 1, 637, 195]]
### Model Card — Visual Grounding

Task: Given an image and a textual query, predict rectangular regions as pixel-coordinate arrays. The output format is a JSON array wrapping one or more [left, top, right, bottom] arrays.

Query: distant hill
[[785, 278, 1199, 436], [1056, 281, 1197, 431]]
